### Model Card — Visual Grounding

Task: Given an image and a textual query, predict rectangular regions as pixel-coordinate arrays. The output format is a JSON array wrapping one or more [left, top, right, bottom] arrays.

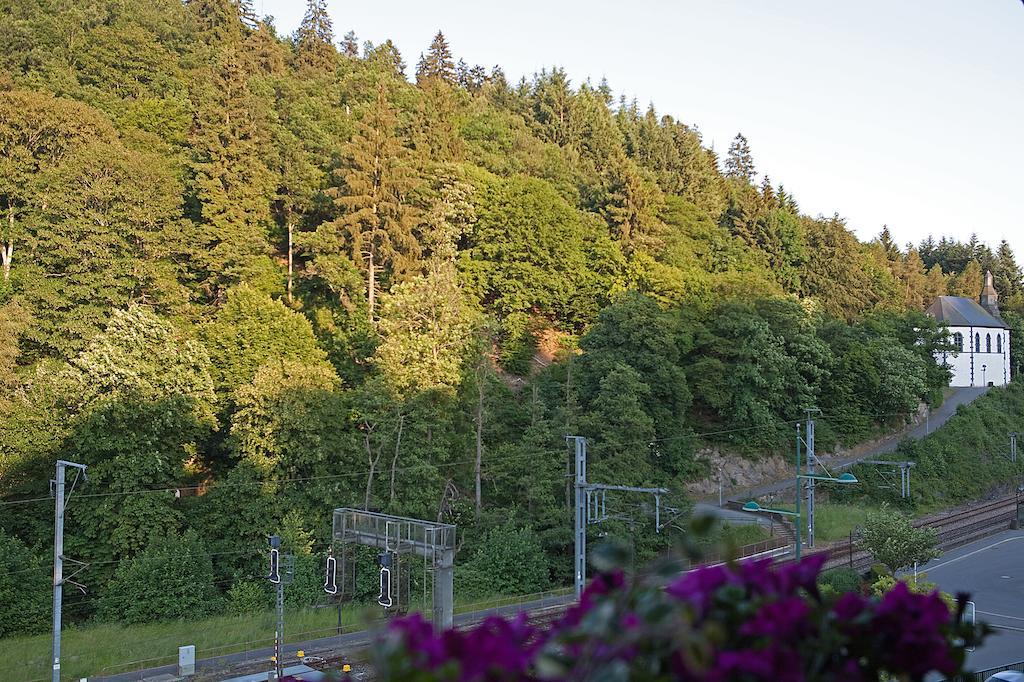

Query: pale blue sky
[[261, 0, 1024, 260]]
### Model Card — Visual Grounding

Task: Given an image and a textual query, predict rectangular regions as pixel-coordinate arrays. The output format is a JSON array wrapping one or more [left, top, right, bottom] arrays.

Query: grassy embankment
[[2, 588, 573, 682]]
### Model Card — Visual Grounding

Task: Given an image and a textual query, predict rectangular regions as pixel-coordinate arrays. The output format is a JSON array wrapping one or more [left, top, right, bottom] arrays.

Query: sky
[[260, 0, 1024, 259]]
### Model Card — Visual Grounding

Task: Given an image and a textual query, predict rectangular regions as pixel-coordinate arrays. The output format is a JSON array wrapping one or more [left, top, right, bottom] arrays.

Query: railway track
[[818, 495, 1018, 572]]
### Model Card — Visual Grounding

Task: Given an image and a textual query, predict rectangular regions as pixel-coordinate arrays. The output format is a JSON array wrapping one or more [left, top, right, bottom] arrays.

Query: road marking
[[925, 535, 1024, 572], [979, 610, 1024, 623]]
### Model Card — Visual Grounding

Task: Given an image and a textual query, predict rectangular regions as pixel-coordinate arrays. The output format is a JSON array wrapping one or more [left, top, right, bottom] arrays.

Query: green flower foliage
[[373, 262, 477, 395], [67, 306, 217, 425]]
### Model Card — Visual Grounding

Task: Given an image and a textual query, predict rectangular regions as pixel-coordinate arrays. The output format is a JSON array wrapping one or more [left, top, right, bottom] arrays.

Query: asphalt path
[[694, 387, 989, 521], [918, 529, 1024, 674]]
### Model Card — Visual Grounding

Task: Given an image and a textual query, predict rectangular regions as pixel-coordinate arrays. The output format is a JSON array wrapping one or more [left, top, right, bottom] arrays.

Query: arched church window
[[986, 334, 992, 353], [975, 333, 981, 353], [998, 334, 1003, 353], [953, 332, 963, 351]]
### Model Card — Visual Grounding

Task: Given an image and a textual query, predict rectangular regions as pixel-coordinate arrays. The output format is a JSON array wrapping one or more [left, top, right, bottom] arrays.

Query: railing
[[689, 536, 792, 569], [945, 658, 1024, 681]]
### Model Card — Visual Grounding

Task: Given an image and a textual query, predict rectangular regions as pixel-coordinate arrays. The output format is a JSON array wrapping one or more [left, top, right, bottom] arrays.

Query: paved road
[[919, 528, 1024, 674], [695, 387, 989, 521]]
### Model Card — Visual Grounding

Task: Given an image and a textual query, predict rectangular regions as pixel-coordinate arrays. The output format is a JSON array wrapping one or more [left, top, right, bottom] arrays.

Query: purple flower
[[739, 597, 810, 639], [666, 564, 737, 613], [872, 582, 956, 677], [831, 592, 867, 621]]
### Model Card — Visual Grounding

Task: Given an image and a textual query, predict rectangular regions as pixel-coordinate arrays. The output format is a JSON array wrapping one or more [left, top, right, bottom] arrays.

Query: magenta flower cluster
[[373, 554, 983, 682]]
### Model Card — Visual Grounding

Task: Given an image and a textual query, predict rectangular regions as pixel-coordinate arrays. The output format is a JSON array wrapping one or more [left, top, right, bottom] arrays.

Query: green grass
[[1, 587, 574, 682], [718, 522, 770, 547], [2, 607, 352, 682], [811, 504, 876, 543]]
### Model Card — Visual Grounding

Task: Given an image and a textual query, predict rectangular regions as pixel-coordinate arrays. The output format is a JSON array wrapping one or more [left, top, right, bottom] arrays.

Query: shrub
[[97, 530, 223, 624], [226, 580, 270, 615], [818, 567, 862, 595], [457, 523, 550, 600], [859, 506, 939, 573]]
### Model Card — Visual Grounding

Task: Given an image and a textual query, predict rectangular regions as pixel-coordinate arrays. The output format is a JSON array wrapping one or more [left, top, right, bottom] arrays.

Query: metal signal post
[[267, 535, 293, 681]]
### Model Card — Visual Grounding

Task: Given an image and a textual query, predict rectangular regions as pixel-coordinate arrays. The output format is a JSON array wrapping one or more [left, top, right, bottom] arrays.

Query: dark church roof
[[927, 296, 1009, 329]]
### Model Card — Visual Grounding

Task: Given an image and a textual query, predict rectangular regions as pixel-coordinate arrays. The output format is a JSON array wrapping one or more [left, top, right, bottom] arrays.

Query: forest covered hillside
[[2, 0, 1023, 635]]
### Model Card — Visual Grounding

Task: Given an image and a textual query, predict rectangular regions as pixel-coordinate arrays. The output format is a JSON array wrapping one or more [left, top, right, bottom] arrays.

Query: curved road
[[695, 387, 989, 523]]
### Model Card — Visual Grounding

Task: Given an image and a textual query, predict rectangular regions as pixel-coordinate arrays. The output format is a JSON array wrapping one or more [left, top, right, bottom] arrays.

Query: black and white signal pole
[[51, 460, 87, 682]]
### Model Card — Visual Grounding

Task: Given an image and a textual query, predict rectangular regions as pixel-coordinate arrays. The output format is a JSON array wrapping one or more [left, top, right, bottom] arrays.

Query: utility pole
[[1011, 432, 1018, 464], [566, 436, 669, 600], [51, 460, 87, 682], [794, 423, 802, 560], [805, 410, 817, 549], [569, 436, 586, 601]]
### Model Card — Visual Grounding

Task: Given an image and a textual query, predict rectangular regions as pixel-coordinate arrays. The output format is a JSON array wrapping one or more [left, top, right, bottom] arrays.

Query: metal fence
[[946, 659, 1024, 681]]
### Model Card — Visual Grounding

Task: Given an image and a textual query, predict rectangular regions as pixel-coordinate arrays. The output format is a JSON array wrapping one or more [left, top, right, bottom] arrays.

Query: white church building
[[928, 271, 1011, 387]]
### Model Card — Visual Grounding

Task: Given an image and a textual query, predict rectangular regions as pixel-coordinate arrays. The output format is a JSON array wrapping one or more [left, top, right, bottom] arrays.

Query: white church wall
[[939, 326, 1011, 387]]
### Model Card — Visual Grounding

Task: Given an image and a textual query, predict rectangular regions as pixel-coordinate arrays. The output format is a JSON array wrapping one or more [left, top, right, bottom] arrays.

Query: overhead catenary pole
[[794, 423, 802, 560], [568, 436, 587, 600], [51, 460, 87, 682], [567, 436, 669, 600], [805, 411, 816, 549]]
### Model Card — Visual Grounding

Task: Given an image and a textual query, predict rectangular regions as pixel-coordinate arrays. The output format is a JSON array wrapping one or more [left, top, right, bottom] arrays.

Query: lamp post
[[742, 472, 858, 560], [982, 364, 987, 387]]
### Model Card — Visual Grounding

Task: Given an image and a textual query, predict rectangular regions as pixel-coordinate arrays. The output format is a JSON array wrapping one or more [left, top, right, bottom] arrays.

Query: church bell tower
[[980, 270, 1001, 318]]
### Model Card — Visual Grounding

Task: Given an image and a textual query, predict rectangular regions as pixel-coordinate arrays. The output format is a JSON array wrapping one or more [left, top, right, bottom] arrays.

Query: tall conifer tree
[[416, 31, 456, 85], [330, 85, 420, 321], [295, 0, 336, 73], [189, 46, 275, 302], [724, 132, 755, 182]]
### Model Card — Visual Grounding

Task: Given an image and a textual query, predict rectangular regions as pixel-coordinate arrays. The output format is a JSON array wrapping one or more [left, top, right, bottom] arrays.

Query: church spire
[[980, 270, 1000, 317]]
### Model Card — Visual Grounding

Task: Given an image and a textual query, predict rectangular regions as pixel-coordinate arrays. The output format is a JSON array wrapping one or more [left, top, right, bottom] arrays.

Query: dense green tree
[[577, 293, 693, 476], [0, 91, 113, 288], [188, 46, 277, 302], [231, 358, 348, 478], [0, 530, 50, 637], [461, 174, 617, 326], [948, 259, 984, 297], [203, 284, 327, 396]]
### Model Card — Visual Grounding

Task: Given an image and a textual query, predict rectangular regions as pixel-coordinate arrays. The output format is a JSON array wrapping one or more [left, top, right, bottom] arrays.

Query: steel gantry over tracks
[[332, 509, 457, 628]]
